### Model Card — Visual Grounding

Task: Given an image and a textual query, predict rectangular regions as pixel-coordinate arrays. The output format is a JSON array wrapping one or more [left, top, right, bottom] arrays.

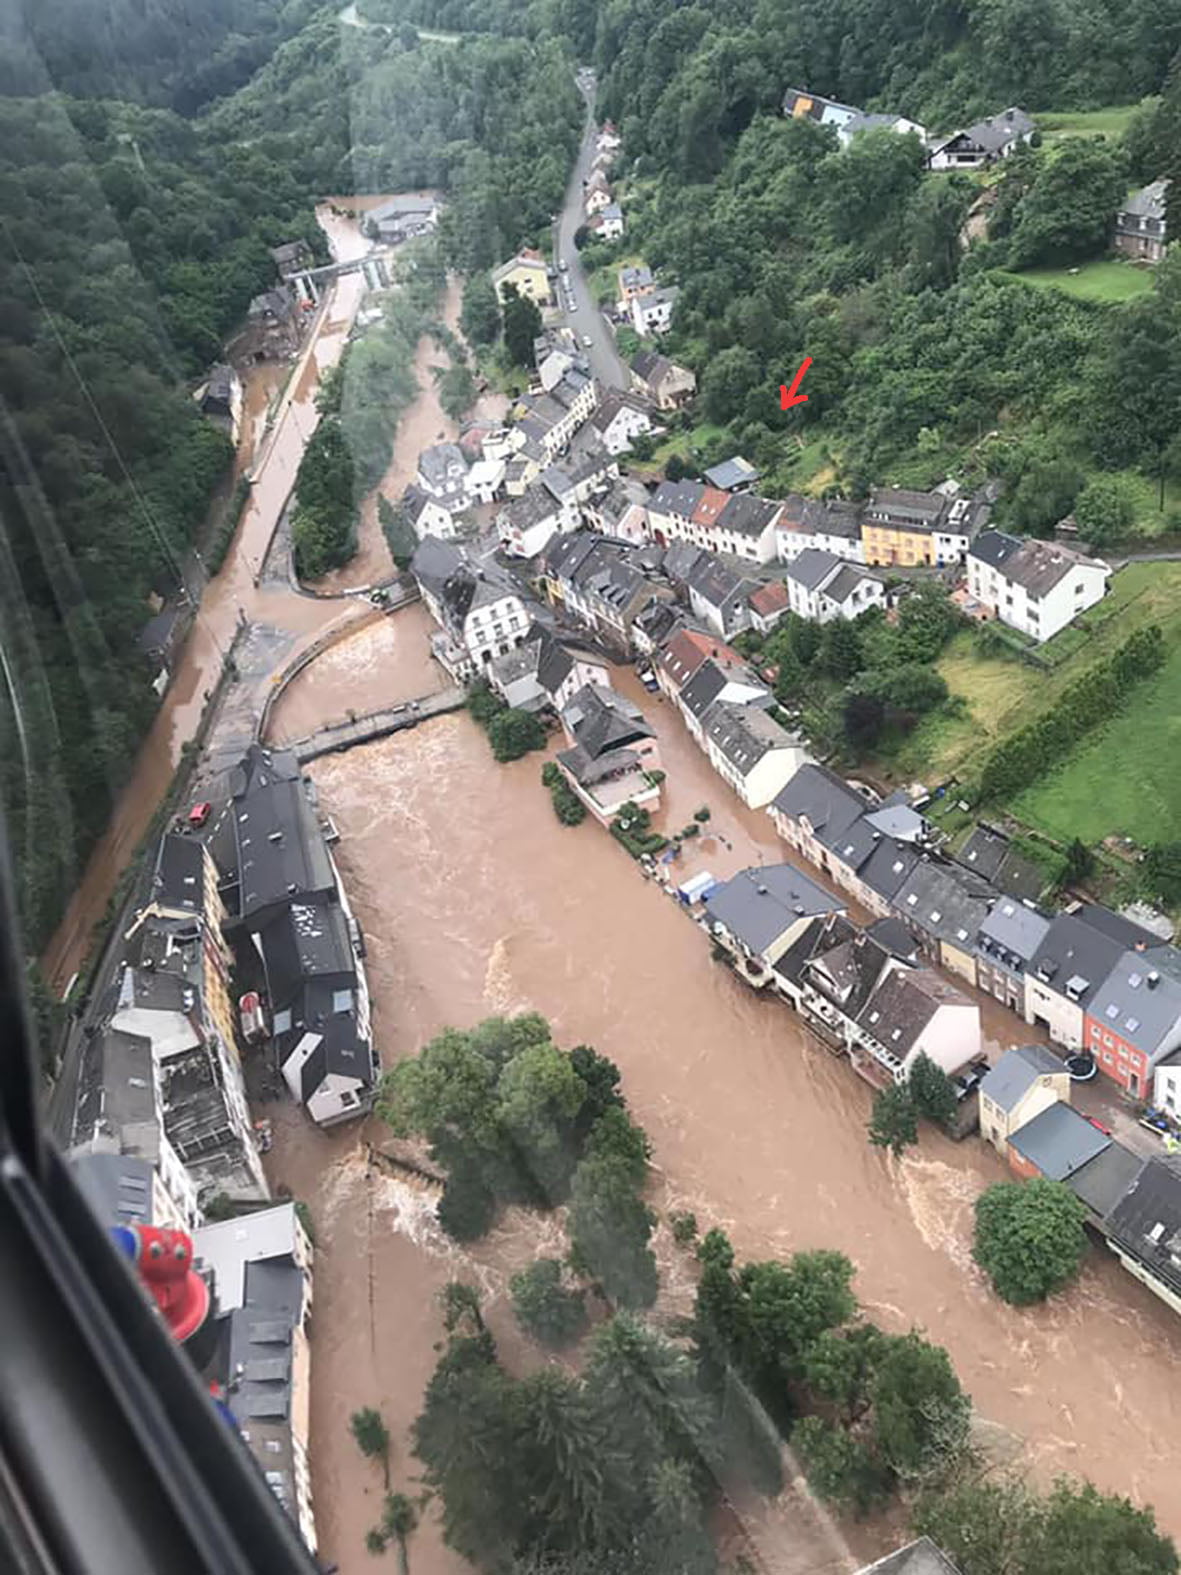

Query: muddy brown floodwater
[[312, 274, 508, 595], [264, 622, 1181, 1575]]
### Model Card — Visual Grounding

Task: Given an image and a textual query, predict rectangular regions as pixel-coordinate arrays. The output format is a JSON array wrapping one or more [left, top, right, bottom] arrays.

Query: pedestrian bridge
[[288, 685, 466, 762]]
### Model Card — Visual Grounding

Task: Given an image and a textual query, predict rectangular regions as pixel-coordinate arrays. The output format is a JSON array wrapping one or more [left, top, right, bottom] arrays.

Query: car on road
[[582, 334, 594, 348], [559, 259, 569, 273], [187, 801, 212, 829]]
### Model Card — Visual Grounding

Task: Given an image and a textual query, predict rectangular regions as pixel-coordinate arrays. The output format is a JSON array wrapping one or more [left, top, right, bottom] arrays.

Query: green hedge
[[979, 624, 1165, 802]]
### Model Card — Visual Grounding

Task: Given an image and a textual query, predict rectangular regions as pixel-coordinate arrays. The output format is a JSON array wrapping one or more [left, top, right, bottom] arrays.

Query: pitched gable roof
[[979, 1044, 1065, 1113], [705, 862, 841, 953]]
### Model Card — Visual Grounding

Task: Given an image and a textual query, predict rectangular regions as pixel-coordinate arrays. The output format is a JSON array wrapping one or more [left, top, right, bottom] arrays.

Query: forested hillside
[[206, 19, 582, 268], [0, 0, 318, 111], [1, 2, 582, 952]]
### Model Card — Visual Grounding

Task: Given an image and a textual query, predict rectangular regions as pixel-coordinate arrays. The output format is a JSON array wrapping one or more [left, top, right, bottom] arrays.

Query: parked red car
[[187, 801, 212, 829]]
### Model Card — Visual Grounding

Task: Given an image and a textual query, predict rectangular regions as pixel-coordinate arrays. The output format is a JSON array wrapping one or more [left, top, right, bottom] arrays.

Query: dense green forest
[[0, 0, 581, 952], [0, 0, 318, 110]]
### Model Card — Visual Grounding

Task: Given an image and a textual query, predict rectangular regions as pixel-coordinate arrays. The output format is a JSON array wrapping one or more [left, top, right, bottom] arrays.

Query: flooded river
[[260, 625, 1181, 1574]]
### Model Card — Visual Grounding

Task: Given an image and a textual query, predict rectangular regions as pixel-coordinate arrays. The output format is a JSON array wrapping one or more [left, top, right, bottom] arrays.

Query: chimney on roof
[[1136, 940, 1147, 952]]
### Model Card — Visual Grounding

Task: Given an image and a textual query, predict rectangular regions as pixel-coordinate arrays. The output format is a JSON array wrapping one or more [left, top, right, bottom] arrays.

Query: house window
[[1104, 1033, 1113, 1047], [340, 1089, 359, 1107], [1103, 1052, 1113, 1064]]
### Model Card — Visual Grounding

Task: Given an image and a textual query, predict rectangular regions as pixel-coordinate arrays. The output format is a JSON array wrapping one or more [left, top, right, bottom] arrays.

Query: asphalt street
[[552, 72, 629, 392]]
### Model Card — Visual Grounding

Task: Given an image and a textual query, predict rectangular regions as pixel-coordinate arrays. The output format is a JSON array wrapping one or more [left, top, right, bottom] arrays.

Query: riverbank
[[267, 622, 1181, 1573]]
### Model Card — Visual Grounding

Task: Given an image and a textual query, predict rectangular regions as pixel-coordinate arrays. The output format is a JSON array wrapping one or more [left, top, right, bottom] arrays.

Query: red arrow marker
[[779, 357, 812, 410]]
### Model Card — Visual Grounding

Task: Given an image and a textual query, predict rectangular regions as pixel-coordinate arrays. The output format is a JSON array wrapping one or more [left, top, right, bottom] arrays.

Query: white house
[[837, 110, 926, 147], [631, 287, 678, 336], [411, 537, 531, 676], [585, 181, 612, 217], [853, 966, 982, 1085], [590, 203, 624, 241], [466, 457, 506, 504], [783, 548, 885, 623], [967, 530, 1110, 644], [775, 496, 866, 565], [490, 626, 608, 712], [686, 556, 757, 640], [927, 107, 1035, 171], [702, 701, 812, 809], [590, 391, 657, 456], [497, 481, 568, 558], [416, 442, 471, 510], [402, 486, 459, 541], [676, 655, 770, 746], [583, 476, 650, 544], [647, 480, 781, 565]]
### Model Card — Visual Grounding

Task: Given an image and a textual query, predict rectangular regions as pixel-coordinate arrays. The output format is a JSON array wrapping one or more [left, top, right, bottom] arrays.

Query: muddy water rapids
[[264, 646, 1181, 1574], [37, 199, 1181, 1575]]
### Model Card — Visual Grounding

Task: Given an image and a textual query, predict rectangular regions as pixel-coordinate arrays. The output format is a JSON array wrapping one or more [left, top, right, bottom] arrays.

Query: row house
[[543, 533, 673, 655], [701, 701, 811, 809], [676, 654, 770, 747], [107, 833, 267, 1206], [557, 683, 662, 823], [783, 549, 885, 622], [687, 554, 759, 640], [655, 627, 742, 701], [704, 862, 846, 989], [195, 1204, 318, 1549], [776, 496, 866, 565], [412, 536, 530, 677], [589, 390, 658, 455], [630, 349, 697, 410], [773, 912, 981, 1087], [769, 765, 931, 921], [979, 1044, 1072, 1160], [511, 368, 599, 463], [975, 896, 1051, 1014], [582, 476, 650, 544], [1085, 948, 1181, 1100], [489, 625, 609, 714], [221, 746, 376, 1128], [648, 480, 781, 564], [860, 487, 974, 568], [1024, 908, 1131, 1053], [498, 481, 568, 558], [967, 530, 1110, 644], [892, 857, 994, 985]]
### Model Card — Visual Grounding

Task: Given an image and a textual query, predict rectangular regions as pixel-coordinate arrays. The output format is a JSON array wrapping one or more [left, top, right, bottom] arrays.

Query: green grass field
[[894, 563, 1181, 797], [1008, 258, 1154, 302], [1037, 105, 1142, 141], [1013, 637, 1181, 844]]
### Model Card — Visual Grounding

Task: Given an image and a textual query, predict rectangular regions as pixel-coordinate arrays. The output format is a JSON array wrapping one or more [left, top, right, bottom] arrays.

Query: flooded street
[[267, 623, 1181, 1573]]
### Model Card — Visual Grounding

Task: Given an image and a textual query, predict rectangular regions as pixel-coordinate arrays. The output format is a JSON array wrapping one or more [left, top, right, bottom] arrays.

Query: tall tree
[[502, 283, 543, 367]]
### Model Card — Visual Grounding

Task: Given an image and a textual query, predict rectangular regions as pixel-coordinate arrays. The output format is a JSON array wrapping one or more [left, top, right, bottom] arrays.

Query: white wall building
[[783, 548, 885, 623], [631, 287, 678, 336], [968, 530, 1110, 644]]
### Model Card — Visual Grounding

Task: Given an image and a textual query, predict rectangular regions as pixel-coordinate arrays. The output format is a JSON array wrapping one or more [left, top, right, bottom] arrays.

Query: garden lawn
[[1037, 105, 1141, 141], [891, 562, 1181, 785], [1012, 637, 1181, 845], [1008, 259, 1153, 303]]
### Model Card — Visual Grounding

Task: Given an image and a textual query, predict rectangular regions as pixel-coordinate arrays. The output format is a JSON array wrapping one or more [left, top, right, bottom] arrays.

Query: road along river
[[262, 626, 1181, 1575]]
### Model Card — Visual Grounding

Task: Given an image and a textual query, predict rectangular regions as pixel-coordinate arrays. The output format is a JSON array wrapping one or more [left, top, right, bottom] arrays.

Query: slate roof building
[[1115, 177, 1169, 264], [891, 858, 994, 983], [1025, 910, 1126, 1051], [1083, 946, 1181, 1099], [1103, 1158, 1181, 1315], [967, 530, 1110, 643], [705, 863, 845, 984], [557, 684, 662, 822], [704, 455, 760, 492], [701, 701, 812, 809], [1007, 1100, 1110, 1182], [686, 554, 758, 638], [219, 746, 376, 1128], [783, 548, 884, 622], [195, 1204, 317, 1550], [975, 896, 1053, 1013], [927, 107, 1035, 170]]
